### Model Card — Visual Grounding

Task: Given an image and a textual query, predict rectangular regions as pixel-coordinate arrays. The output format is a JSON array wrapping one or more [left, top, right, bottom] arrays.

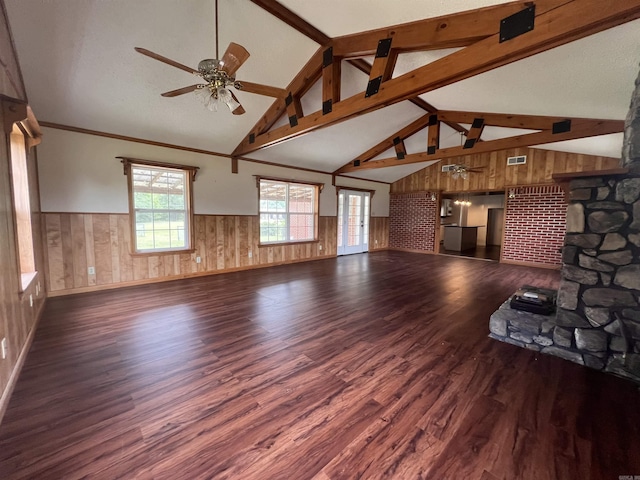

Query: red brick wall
[[389, 192, 438, 251], [502, 185, 566, 267]]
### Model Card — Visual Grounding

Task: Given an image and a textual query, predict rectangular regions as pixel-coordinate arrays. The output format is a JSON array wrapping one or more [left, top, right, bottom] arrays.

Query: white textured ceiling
[[5, 0, 640, 184]]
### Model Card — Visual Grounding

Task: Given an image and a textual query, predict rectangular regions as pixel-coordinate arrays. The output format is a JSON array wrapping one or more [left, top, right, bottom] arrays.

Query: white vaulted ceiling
[[5, 0, 640, 183]]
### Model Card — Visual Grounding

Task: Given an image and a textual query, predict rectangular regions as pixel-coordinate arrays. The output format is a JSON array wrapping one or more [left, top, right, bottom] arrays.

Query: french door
[[337, 190, 370, 255]]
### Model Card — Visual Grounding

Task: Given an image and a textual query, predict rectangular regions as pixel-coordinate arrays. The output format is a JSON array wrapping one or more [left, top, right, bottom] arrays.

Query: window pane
[[153, 229, 171, 250], [289, 214, 314, 241], [260, 213, 287, 243], [134, 192, 152, 209], [152, 191, 169, 209], [259, 179, 317, 244], [168, 194, 185, 209], [130, 164, 190, 252]]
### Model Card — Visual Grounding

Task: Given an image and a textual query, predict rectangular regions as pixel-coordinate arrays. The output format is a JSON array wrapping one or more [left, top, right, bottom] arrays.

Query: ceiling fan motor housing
[[198, 59, 234, 86]]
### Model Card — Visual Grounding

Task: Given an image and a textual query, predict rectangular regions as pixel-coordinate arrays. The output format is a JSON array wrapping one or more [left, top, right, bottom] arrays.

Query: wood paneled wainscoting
[[369, 216, 389, 251], [391, 147, 620, 194], [43, 213, 341, 295]]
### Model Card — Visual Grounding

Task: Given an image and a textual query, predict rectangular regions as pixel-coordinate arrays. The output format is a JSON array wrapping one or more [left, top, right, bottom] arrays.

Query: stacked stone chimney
[[556, 174, 640, 381], [490, 69, 640, 383], [548, 69, 640, 382]]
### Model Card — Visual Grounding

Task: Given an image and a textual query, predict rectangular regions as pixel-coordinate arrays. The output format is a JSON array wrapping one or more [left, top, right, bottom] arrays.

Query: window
[[9, 124, 36, 290], [121, 158, 198, 253], [258, 178, 320, 244]]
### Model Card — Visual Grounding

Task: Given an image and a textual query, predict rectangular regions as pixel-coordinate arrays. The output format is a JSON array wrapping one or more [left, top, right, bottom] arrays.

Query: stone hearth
[[490, 173, 640, 384]]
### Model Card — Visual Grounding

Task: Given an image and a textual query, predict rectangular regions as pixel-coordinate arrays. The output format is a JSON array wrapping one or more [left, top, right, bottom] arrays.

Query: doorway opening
[[337, 190, 370, 255], [439, 192, 504, 261]]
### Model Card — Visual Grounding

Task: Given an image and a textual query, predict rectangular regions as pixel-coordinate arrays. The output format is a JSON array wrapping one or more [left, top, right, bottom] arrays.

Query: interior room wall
[[391, 147, 621, 194], [465, 194, 505, 246], [37, 127, 391, 295], [38, 128, 390, 217], [389, 192, 439, 252], [502, 185, 566, 268]]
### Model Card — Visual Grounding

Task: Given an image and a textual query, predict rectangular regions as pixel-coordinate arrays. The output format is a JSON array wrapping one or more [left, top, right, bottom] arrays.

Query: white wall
[[37, 127, 390, 217]]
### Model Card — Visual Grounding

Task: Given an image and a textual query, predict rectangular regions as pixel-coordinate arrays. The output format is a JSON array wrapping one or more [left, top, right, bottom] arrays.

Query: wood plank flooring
[[1, 251, 639, 479]]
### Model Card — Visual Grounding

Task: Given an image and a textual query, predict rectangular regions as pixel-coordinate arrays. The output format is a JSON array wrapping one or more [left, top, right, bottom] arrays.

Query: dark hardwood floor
[[439, 243, 502, 261], [1, 251, 639, 479]]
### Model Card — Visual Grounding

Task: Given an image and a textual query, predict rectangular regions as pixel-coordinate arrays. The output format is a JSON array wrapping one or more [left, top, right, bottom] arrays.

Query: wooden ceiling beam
[[463, 118, 485, 149], [367, 38, 397, 87], [233, 0, 640, 157], [244, 1, 331, 140], [285, 92, 304, 127], [427, 116, 440, 154], [438, 110, 584, 130], [322, 47, 341, 114], [248, 0, 331, 45], [393, 136, 407, 160], [246, 47, 324, 138], [336, 118, 624, 173], [350, 113, 434, 166], [346, 58, 467, 134], [331, 1, 552, 58]]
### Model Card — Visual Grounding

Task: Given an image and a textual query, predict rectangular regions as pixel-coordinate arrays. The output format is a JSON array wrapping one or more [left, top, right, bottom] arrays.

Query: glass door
[[337, 190, 370, 255]]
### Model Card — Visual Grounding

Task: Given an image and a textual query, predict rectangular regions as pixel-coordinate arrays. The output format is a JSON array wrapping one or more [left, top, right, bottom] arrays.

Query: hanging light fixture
[[454, 195, 471, 206]]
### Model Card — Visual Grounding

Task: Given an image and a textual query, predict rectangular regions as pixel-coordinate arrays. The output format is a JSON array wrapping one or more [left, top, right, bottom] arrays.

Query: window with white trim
[[259, 178, 319, 244], [122, 158, 197, 253]]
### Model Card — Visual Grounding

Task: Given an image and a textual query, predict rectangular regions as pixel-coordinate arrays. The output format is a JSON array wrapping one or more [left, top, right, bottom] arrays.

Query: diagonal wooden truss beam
[[346, 109, 580, 171], [247, 47, 324, 137], [246, 0, 330, 139], [331, 1, 551, 57], [351, 113, 434, 165], [322, 47, 341, 114], [234, 0, 640, 157], [240, 0, 530, 152], [393, 136, 407, 160], [335, 117, 624, 173], [248, 0, 330, 45], [346, 58, 468, 134], [438, 110, 581, 130]]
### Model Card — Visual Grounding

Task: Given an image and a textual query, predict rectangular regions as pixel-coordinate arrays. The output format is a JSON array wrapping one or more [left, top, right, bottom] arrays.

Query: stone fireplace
[[490, 70, 640, 384]]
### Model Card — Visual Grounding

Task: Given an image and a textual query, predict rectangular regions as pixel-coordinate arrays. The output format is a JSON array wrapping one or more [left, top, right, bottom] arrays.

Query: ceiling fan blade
[[220, 42, 250, 76], [235, 80, 286, 98], [135, 47, 199, 75], [161, 85, 201, 97], [230, 91, 245, 115]]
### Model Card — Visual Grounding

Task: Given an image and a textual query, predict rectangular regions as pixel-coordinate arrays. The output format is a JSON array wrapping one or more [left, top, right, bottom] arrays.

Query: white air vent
[[507, 155, 527, 166], [441, 164, 456, 172]]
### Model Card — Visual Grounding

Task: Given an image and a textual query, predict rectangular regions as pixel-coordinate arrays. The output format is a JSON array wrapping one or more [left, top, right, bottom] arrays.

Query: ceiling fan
[[134, 0, 284, 115], [449, 164, 484, 180]]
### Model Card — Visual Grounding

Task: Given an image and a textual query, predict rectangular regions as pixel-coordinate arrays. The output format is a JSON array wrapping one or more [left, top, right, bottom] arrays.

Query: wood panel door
[[337, 191, 370, 256]]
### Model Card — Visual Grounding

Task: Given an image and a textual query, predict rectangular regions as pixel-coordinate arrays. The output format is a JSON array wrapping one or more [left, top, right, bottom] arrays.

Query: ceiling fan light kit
[[449, 162, 485, 180], [450, 165, 469, 180]]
